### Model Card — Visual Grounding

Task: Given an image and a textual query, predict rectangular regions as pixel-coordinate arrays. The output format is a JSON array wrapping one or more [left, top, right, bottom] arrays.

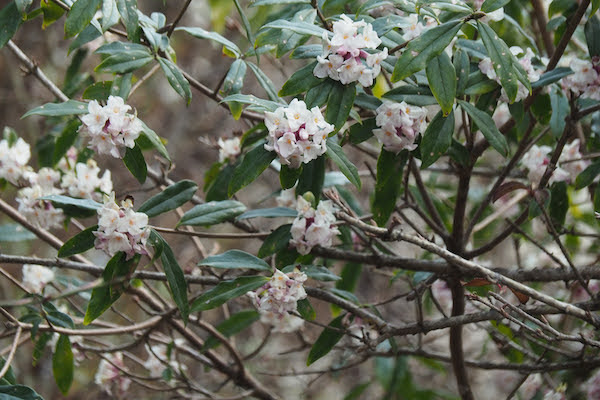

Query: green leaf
[[233, 0, 254, 53], [198, 249, 271, 271], [454, 48, 469, 97], [459, 100, 508, 157], [297, 297, 316, 320], [326, 139, 361, 189], [426, 52, 456, 116], [65, 0, 102, 38], [138, 179, 198, 218], [348, 118, 376, 144], [382, 85, 438, 106], [280, 164, 303, 189], [575, 161, 600, 189], [237, 207, 297, 220], [283, 264, 341, 281], [251, 0, 310, 5], [43, 303, 74, 328], [123, 143, 147, 184], [279, 61, 323, 97], [290, 44, 322, 59], [307, 314, 346, 365], [190, 276, 269, 312], [15, 0, 32, 15], [296, 156, 325, 200], [372, 150, 408, 226], [326, 82, 356, 133], [52, 335, 73, 395], [68, 24, 101, 53], [0, 385, 44, 399], [221, 94, 280, 112], [0, 357, 16, 385], [175, 26, 242, 58], [392, 21, 463, 82], [480, 0, 510, 12], [585, 15, 600, 58], [477, 21, 519, 103], [223, 59, 247, 95], [206, 163, 236, 201], [140, 121, 170, 162], [52, 119, 81, 166], [84, 252, 139, 324], [228, 145, 277, 196], [549, 181, 568, 228], [58, 225, 98, 258], [202, 310, 260, 351], [178, 200, 246, 226], [420, 110, 455, 168], [276, 8, 317, 57], [116, 0, 138, 41], [158, 57, 192, 105], [549, 87, 569, 138], [531, 67, 573, 89], [95, 41, 147, 55], [0, 2, 22, 49], [150, 231, 189, 323], [0, 224, 35, 242], [258, 224, 292, 258], [247, 62, 280, 102], [95, 50, 153, 74], [344, 382, 371, 400], [259, 18, 328, 38], [41, 195, 101, 218], [592, 0, 599, 16], [22, 100, 89, 118]]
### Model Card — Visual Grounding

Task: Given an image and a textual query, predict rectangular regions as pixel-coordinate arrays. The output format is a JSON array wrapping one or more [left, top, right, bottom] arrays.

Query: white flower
[[290, 197, 339, 255], [16, 179, 64, 230], [22, 264, 54, 293], [563, 58, 600, 100], [94, 352, 131, 396], [217, 137, 241, 163], [373, 101, 427, 153], [520, 144, 571, 186], [559, 139, 589, 181], [60, 160, 112, 201], [248, 269, 308, 332], [0, 137, 31, 184], [264, 100, 333, 169]]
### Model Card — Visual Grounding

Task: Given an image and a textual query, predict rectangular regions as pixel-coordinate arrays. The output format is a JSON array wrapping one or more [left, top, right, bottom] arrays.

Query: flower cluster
[[479, 47, 541, 102], [373, 100, 427, 153], [276, 187, 296, 208], [290, 196, 339, 255], [0, 137, 31, 184], [314, 14, 388, 87], [562, 57, 600, 100], [80, 96, 143, 158], [217, 137, 241, 163], [94, 352, 131, 396], [61, 159, 112, 201], [21, 264, 55, 293], [520, 139, 588, 187], [264, 99, 333, 169], [16, 168, 65, 230], [94, 193, 150, 259], [248, 269, 307, 332]]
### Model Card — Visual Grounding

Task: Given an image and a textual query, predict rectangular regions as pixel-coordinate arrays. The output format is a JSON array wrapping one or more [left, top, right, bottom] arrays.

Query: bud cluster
[[563, 57, 600, 100], [290, 196, 339, 255]]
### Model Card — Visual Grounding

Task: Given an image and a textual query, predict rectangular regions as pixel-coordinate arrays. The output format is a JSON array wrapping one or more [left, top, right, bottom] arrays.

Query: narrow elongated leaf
[[575, 161, 600, 189], [382, 85, 438, 106], [22, 100, 89, 118], [0, 385, 44, 399], [228, 145, 277, 196], [53, 119, 81, 165], [296, 156, 325, 200], [459, 100, 508, 156], [233, 0, 254, 53], [426, 52, 456, 115], [175, 26, 242, 57], [247, 62, 280, 102], [158, 57, 192, 105], [280, 164, 302, 189], [58, 225, 98, 258], [140, 121, 170, 161], [65, 0, 102, 38], [279, 61, 323, 97], [0, 224, 35, 242], [326, 139, 361, 189], [223, 59, 247, 94], [549, 87, 569, 138], [305, 79, 336, 108], [95, 51, 153, 74], [202, 310, 260, 351], [326, 82, 356, 133], [178, 200, 246, 226], [283, 264, 341, 281], [392, 21, 463, 82], [585, 15, 600, 58], [480, 0, 510, 12], [372, 150, 408, 226], [220, 94, 280, 112], [95, 41, 147, 55], [454, 48, 469, 97], [198, 250, 271, 271], [52, 335, 73, 395], [206, 163, 236, 201], [82, 81, 112, 101], [290, 44, 322, 59], [190, 276, 269, 312], [307, 314, 346, 365], [151, 231, 189, 323], [297, 298, 316, 320], [0, 2, 22, 49], [259, 19, 328, 38], [549, 182, 568, 228], [116, 0, 138, 40], [138, 180, 197, 218], [123, 143, 147, 184], [258, 224, 292, 258], [41, 195, 101, 218], [236, 207, 297, 220], [531, 67, 573, 88], [420, 110, 455, 168], [477, 21, 518, 103]]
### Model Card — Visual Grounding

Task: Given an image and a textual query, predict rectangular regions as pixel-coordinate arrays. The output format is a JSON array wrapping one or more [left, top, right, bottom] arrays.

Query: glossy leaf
[[138, 179, 198, 218], [372, 150, 408, 226], [549, 87, 569, 138], [123, 143, 147, 184], [198, 249, 271, 271], [420, 110, 455, 168], [53, 119, 81, 165], [258, 224, 292, 258], [158, 57, 192, 105], [549, 181, 568, 228], [426, 52, 456, 115], [247, 62, 280, 102], [65, 0, 102, 38], [392, 21, 463, 82], [297, 298, 316, 320], [454, 48, 469, 97], [348, 118, 376, 144], [0, 385, 44, 399], [41, 195, 101, 218], [58, 225, 98, 258], [116, 0, 138, 40], [575, 161, 600, 189], [178, 200, 246, 226], [82, 81, 112, 101], [531, 67, 573, 89], [190, 276, 269, 312], [237, 207, 297, 220], [228, 145, 277, 196], [202, 310, 260, 351], [585, 15, 600, 57], [22, 100, 89, 118], [326, 138, 361, 189], [52, 335, 73, 395], [382, 85, 438, 106], [140, 121, 170, 162], [459, 100, 508, 157], [480, 0, 510, 12], [95, 50, 153, 74], [296, 156, 326, 200], [176, 26, 242, 58], [220, 94, 280, 112], [326, 82, 356, 133], [279, 61, 323, 97], [280, 164, 302, 189], [307, 314, 346, 365], [259, 18, 328, 38], [0, 2, 22, 49]]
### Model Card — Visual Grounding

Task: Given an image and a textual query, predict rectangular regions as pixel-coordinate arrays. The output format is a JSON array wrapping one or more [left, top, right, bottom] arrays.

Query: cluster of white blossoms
[[479, 47, 541, 102], [61, 159, 112, 201], [143, 340, 187, 378], [290, 196, 339, 255], [94, 352, 131, 396], [248, 269, 307, 332], [264, 99, 333, 169], [217, 137, 241, 163], [314, 14, 388, 87], [520, 139, 588, 187], [0, 137, 32, 184], [562, 57, 600, 100], [16, 168, 65, 230], [80, 96, 143, 158], [373, 100, 427, 153], [21, 264, 55, 293], [276, 187, 297, 208], [94, 193, 150, 259]]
